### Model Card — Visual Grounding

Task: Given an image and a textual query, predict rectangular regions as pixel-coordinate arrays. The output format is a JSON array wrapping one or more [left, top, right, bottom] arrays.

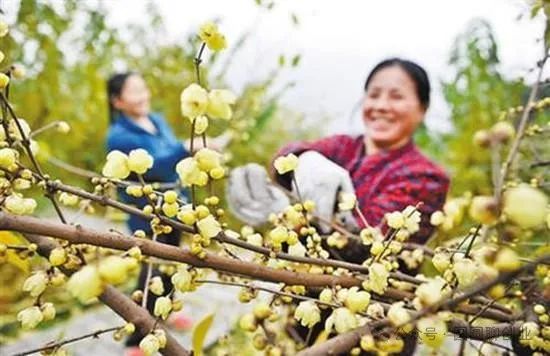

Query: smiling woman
[[229, 58, 449, 245]]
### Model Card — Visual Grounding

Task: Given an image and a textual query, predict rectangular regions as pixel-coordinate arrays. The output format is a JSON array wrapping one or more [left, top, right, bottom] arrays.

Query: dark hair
[[364, 58, 430, 110], [106, 72, 135, 123]]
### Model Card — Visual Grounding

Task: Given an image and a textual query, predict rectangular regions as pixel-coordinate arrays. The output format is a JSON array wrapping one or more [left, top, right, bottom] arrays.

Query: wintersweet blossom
[[98, 256, 132, 285], [128, 149, 154, 174], [5, 193, 37, 215], [269, 226, 289, 247], [493, 248, 521, 272], [172, 267, 193, 292], [273, 153, 299, 175], [102, 150, 130, 179], [195, 148, 222, 172], [325, 307, 357, 334], [41, 302, 56, 321], [363, 262, 389, 295], [452, 258, 478, 287], [344, 287, 371, 313], [49, 247, 67, 266], [414, 277, 446, 307], [139, 334, 161, 356], [430, 210, 445, 226], [17, 306, 43, 329], [176, 158, 208, 187], [22, 271, 48, 297], [66, 265, 103, 303], [288, 241, 307, 257], [154, 296, 173, 320], [198, 21, 227, 51], [59, 192, 78, 206], [197, 215, 222, 239], [294, 301, 321, 328], [319, 288, 333, 304], [338, 192, 357, 211], [207, 89, 236, 120], [193, 115, 208, 134], [504, 184, 548, 228], [432, 251, 451, 273], [387, 302, 410, 327], [149, 276, 165, 296], [0, 148, 17, 169], [180, 83, 208, 119], [417, 316, 447, 348]]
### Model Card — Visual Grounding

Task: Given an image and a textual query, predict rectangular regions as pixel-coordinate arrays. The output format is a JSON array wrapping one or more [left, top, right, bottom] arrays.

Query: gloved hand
[[227, 163, 290, 226], [293, 151, 357, 232]]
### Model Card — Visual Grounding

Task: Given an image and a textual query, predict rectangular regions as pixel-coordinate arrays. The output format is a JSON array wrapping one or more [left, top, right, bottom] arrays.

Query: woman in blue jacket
[[106, 72, 191, 353]]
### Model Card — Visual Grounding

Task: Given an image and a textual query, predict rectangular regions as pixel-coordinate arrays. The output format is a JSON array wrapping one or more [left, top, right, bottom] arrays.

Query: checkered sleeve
[[359, 168, 449, 243]]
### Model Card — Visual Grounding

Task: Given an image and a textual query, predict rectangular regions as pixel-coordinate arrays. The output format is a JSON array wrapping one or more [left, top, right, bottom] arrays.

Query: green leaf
[[192, 312, 215, 356]]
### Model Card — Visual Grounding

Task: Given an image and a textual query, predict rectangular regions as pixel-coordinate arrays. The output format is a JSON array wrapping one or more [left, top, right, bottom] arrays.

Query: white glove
[[227, 163, 290, 226], [294, 151, 357, 232]]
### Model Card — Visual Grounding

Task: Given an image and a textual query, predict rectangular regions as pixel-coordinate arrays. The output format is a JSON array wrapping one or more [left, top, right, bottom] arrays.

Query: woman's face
[[112, 74, 151, 118], [362, 65, 425, 150]]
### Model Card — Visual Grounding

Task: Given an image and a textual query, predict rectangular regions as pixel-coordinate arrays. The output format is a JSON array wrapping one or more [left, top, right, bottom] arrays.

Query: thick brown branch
[[23, 233, 190, 356]]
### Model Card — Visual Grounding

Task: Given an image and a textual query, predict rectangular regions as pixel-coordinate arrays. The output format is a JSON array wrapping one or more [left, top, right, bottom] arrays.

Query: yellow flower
[[387, 302, 410, 327], [294, 301, 321, 328], [41, 302, 56, 321], [0, 73, 9, 89], [17, 306, 43, 330], [0, 148, 17, 169], [180, 83, 208, 119], [162, 202, 179, 218], [171, 267, 194, 292], [0, 20, 8, 37], [319, 288, 333, 304], [49, 247, 67, 266], [288, 241, 307, 257], [273, 154, 299, 175], [247, 233, 263, 247], [163, 190, 178, 204], [59, 192, 78, 206], [491, 121, 515, 143], [363, 262, 389, 295], [417, 316, 447, 349], [206, 89, 236, 120], [385, 211, 405, 229], [414, 277, 445, 307], [56, 121, 70, 133], [195, 148, 222, 172], [452, 258, 477, 287], [209, 167, 225, 179], [253, 302, 272, 320], [67, 265, 104, 303], [344, 287, 371, 313], [128, 149, 154, 175], [98, 256, 131, 285], [139, 334, 161, 356], [430, 211, 445, 226], [177, 204, 197, 225], [338, 193, 357, 211], [366, 303, 385, 319], [325, 307, 357, 334], [493, 248, 521, 272], [153, 329, 167, 348], [503, 184, 548, 228], [176, 158, 208, 187], [23, 271, 48, 297], [197, 215, 222, 238], [239, 313, 257, 332], [198, 21, 227, 51], [402, 205, 421, 234], [154, 296, 173, 320], [269, 226, 289, 247], [469, 195, 499, 225], [102, 150, 130, 179], [432, 251, 451, 273], [193, 115, 209, 134], [149, 276, 165, 296]]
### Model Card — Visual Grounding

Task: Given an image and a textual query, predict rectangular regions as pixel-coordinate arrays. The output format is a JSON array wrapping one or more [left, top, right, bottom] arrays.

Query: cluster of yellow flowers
[[180, 83, 236, 130], [273, 153, 298, 175], [102, 148, 154, 179], [139, 329, 167, 356], [66, 254, 139, 304], [384, 205, 421, 240], [176, 148, 225, 187]]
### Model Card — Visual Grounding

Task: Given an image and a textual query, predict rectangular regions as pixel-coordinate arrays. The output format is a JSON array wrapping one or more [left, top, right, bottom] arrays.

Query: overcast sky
[[104, 0, 547, 134]]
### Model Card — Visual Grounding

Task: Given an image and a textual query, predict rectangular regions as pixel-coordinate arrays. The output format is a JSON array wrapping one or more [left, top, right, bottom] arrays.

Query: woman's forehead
[[367, 66, 416, 91]]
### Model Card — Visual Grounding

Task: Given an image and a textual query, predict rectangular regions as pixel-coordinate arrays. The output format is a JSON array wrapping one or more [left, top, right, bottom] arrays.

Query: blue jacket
[[106, 113, 189, 232]]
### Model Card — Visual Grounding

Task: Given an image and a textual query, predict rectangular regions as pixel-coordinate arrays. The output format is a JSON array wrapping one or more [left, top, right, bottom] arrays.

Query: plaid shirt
[[276, 135, 450, 243]]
